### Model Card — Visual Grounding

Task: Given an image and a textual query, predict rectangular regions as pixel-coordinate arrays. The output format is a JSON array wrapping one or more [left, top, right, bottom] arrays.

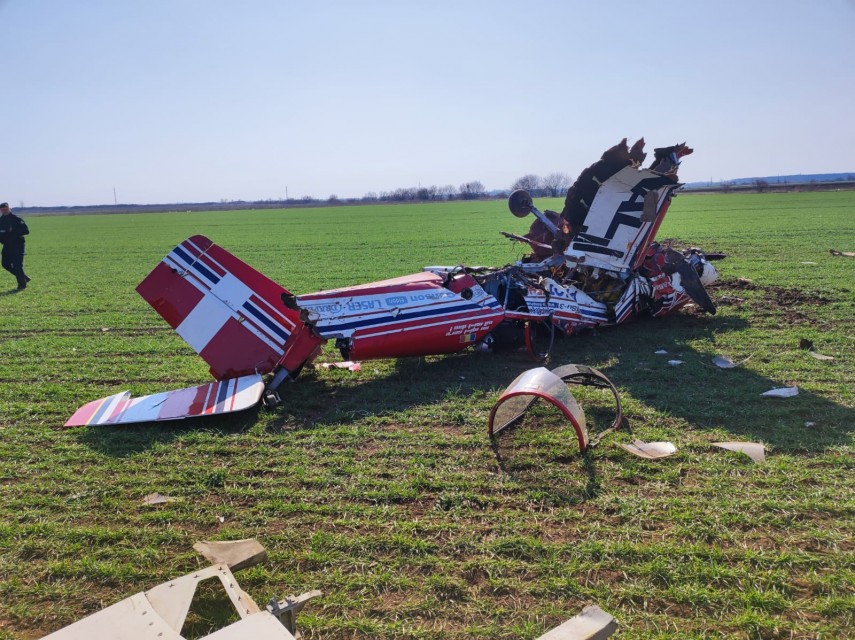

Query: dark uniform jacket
[[0, 213, 29, 248]]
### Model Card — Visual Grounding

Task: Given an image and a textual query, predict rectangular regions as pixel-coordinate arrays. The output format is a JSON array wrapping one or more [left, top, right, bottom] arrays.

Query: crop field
[[0, 191, 853, 639]]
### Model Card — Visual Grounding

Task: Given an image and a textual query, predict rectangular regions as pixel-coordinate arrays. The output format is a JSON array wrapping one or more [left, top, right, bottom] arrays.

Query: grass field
[[0, 191, 853, 639]]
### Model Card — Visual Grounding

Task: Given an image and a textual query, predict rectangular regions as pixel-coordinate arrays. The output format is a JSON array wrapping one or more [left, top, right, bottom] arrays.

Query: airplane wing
[[64, 374, 264, 427], [136, 235, 304, 379]]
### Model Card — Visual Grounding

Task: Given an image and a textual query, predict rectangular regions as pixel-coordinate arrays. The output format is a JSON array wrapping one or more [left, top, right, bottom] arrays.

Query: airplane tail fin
[[136, 235, 307, 380]]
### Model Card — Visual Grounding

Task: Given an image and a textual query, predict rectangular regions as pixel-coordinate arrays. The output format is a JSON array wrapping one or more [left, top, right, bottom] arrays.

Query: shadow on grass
[[77, 306, 852, 461], [76, 407, 262, 457], [491, 435, 601, 506], [569, 312, 854, 452]]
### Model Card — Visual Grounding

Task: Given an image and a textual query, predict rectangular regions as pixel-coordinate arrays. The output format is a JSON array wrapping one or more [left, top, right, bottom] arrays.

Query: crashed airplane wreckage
[[66, 139, 721, 427]]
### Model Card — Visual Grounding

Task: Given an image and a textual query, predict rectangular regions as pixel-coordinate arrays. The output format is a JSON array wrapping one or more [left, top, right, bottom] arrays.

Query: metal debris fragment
[[536, 604, 618, 639], [142, 493, 178, 505], [808, 351, 834, 361], [712, 355, 736, 368], [761, 386, 799, 398], [712, 441, 765, 463], [193, 538, 268, 571], [619, 440, 677, 459], [667, 360, 684, 366]]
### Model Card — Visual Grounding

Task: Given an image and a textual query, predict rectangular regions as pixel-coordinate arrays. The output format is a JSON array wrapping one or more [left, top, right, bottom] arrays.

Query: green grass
[[0, 191, 853, 639]]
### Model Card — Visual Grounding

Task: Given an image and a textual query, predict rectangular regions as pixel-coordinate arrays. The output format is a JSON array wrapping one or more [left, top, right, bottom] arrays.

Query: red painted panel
[[199, 318, 282, 379], [348, 309, 503, 360], [136, 262, 205, 329]]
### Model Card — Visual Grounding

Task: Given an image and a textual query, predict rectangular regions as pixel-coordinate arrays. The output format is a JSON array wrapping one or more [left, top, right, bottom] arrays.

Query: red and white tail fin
[[136, 235, 303, 380]]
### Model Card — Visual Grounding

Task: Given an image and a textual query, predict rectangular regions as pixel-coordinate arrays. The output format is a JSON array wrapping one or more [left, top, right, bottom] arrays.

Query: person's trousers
[[1, 244, 28, 288]]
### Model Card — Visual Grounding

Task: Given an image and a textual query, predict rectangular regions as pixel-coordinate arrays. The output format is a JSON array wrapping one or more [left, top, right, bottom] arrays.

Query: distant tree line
[[357, 173, 573, 205], [510, 172, 573, 198], [361, 181, 487, 203]]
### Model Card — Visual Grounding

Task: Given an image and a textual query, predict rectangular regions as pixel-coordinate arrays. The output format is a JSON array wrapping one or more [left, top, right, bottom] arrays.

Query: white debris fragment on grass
[[619, 440, 677, 460], [712, 355, 736, 368], [809, 351, 834, 361], [142, 493, 178, 505], [761, 386, 799, 398], [712, 441, 766, 463]]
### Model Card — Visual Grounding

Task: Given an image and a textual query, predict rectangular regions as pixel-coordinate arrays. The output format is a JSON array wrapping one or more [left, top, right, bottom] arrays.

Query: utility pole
[[113, 187, 118, 205]]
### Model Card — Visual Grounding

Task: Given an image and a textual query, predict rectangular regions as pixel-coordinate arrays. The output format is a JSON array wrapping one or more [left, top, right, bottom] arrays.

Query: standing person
[[0, 202, 30, 290]]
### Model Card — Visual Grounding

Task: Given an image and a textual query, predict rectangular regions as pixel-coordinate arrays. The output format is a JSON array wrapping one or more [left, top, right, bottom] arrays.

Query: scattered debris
[[320, 360, 362, 372], [100, 327, 111, 332], [804, 421, 816, 428], [619, 440, 677, 460], [799, 261, 817, 265], [712, 355, 736, 368], [536, 604, 618, 639], [761, 386, 799, 398], [667, 359, 684, 366], [654, 349, 668, 355], [829, 249, 855, 257], [193, 538, 268, 571], [809, 351, 835, 361], [712, 441, 766, 463], [141, 493, 178, 505]]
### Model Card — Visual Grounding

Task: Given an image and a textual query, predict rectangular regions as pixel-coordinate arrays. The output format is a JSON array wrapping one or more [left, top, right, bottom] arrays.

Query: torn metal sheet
[[536, 605, 618, 640], [667, 359, 684, 366], [829, 249, 855, 257], [712, 355, 736, 368], [713, 441, 766, 463], [761, 386, 799, 398], [619, 440, 677, 459], [65, 374, 264, 427], [193, 538, 268, 571], [142, 493, 179, 505], [809, 351, 834, 361]]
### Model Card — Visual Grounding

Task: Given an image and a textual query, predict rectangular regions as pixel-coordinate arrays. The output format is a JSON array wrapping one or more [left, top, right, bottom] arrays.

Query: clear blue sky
[[2, 0, 854, 207]]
